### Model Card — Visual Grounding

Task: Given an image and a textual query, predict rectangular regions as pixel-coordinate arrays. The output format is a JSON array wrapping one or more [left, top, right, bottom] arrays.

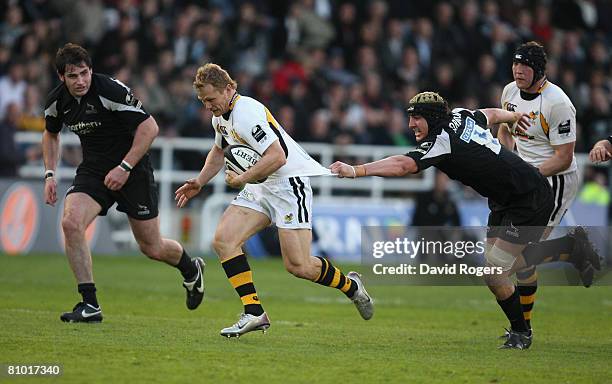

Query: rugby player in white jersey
[[175, 63, 373, 337], [498, 41, 591, 336]]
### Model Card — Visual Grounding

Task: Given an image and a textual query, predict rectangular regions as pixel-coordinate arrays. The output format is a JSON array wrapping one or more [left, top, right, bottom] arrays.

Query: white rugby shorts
[[547, 170, 579, 226], [231, 177, 313, 229]]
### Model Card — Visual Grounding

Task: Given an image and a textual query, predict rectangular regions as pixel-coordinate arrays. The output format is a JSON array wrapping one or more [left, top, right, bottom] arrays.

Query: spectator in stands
[[0, 103, 22, 177], [0, 0, 607, 152], [0, 60, 26, 120]]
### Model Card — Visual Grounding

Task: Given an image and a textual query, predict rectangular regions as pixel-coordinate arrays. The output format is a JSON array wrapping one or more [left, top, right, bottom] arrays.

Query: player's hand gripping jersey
[[212, 94, 331, 181], [405, 108, 549, 206]]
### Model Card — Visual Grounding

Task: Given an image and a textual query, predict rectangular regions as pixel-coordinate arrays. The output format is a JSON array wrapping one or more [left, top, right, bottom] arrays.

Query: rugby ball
[[224, 144, 267, 183]]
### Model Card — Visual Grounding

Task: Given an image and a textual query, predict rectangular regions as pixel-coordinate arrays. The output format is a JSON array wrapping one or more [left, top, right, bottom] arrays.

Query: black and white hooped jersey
[[212, 94, 330, 181], [405, 108, 548, 206], [44, 73, 151, 175]]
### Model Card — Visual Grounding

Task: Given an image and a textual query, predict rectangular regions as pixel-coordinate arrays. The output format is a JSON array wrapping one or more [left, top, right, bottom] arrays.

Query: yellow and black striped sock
[[314, 256, 357, 298], [516, 266, 538, 329], [221, 254, 264, 316]]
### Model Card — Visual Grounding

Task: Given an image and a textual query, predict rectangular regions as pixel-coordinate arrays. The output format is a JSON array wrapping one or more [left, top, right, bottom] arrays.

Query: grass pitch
[[0, 253, 610, 383]]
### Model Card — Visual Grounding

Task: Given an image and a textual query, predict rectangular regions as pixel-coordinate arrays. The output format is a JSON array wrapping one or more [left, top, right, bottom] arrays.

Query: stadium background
[[0, 1, 611, 383]]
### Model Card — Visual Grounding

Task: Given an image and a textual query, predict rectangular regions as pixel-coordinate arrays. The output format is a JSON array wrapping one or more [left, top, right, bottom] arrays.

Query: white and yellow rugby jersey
[[212, 94, 331, 180], [501, 80, 577, 174]]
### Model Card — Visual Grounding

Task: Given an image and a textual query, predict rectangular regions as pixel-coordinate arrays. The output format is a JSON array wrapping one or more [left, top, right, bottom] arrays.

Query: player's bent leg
[[60, 192, 104, 323], [513, 227, 553, 332], [62, 192, 101, 284], [484, 239, 532, 349], [521, 227, 601, 287], [278, 228, 373, 320], [129, 217, 204, 310], [213, 205, 271, 261], [214, 206, 271, 337]]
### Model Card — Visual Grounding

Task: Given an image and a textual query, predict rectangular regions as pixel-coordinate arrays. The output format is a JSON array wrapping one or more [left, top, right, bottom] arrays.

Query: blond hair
[[193, 63, 237, 91]]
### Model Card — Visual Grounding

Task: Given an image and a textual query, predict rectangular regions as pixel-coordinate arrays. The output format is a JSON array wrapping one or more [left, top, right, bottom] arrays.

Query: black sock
[[522, 235, 574, 266], [497, 288, 528, 332], [78, 283, 99, 308], [176, 249, 198, 280]]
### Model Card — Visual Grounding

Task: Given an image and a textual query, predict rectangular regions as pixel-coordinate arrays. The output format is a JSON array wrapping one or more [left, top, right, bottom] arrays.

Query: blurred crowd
[[0, 0, 610, 175]]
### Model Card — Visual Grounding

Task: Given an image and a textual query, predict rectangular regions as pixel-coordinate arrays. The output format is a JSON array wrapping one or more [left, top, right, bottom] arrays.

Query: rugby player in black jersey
[[42, 43, 204, 323], [331, 92, 600, 349]]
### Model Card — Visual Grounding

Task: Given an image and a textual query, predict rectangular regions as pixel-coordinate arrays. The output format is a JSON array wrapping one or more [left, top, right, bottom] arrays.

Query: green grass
[[0, 253, 611, 384]]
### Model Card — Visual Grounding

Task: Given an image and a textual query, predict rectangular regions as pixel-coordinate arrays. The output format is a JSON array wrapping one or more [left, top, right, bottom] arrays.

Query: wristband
[[119, 160, 133, 172], [44, 170, 55, 179]]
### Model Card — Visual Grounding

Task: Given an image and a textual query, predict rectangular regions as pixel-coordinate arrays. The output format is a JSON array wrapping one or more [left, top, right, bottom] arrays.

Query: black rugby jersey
[[405, 108, 548, 206], [44, 73, 151, 176]]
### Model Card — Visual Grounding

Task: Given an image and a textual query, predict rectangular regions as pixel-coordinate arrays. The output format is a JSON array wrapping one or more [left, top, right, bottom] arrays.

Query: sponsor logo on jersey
[[505, 102, 517, 112], [85, 103, 98, 115], [528, 111, 538, 121], [66, 121, 102, 135], [460, 117, 475, 143], [557, 120, 571, 134], [252, 125, 267, 142]]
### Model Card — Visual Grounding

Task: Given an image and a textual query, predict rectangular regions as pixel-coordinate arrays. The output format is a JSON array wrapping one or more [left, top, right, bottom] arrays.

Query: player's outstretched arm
[[175, 144, 225, 208], [330, 155, 418, 178], [42, 130, 60, 206], [589, 139, 612, 163], [480, 108, 531, 133]]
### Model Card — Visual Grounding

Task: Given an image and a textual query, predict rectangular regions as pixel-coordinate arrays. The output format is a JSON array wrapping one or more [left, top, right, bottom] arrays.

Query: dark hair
[[55, 43, 92, 75], [513, 41, 547, 86]]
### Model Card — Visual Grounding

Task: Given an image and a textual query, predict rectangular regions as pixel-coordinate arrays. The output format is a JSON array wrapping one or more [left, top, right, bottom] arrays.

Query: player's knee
[[284, 260, 314, 280], [61, 216, 85, 237], [484, 245, 516, 272], [139, 242, 164, 261], [285, 263, 308, 279], [212, 231, 239, 256]]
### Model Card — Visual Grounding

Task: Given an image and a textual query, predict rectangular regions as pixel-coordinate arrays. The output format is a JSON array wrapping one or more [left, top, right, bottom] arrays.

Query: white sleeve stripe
[[422, 130, 451, 160], [109, 77, 131, 92], [99, 95, 146, 114], [44, 100, 58, 118]]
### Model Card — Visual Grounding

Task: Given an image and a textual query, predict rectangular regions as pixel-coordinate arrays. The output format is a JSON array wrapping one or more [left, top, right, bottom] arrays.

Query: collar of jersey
[[222, 93, 241, 120], [519, 79, 548, 101]]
